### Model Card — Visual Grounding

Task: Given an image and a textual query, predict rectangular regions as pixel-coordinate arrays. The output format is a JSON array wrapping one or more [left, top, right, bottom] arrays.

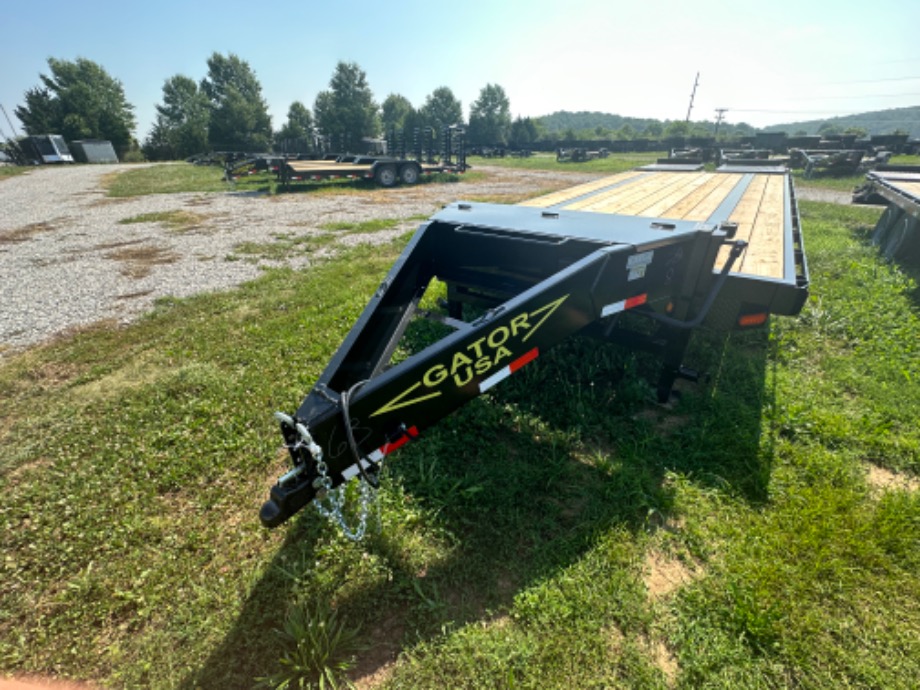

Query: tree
[[274, 101, 314, 152], [201, 52, 272, 151], [313, 62, 379, 152], [467, 83, 511, 147], [663, 120, 691, 138], [143, 75, 209, 160], [419, 87, 463, 134], [381, 93, 416, 134], [644, 122, 664, 138], [509, 116, 539, 148], [15, 57, 136, 157]]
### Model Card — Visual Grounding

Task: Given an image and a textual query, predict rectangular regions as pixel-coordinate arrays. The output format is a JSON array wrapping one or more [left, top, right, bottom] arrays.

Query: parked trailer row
[[259, 162, 809, 528]]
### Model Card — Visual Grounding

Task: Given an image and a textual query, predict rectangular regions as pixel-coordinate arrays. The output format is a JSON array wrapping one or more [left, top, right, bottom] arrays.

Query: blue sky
[[1, 0, 919, 142]]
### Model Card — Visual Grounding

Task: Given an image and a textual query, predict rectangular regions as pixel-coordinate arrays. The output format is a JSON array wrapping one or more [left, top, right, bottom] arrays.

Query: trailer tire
[[399, 163, 420, 185], [375, 164, 397, 188]]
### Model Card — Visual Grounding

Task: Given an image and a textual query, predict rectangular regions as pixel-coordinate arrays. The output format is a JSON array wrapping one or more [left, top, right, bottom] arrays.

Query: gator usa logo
[[371, 295, 568, 417]]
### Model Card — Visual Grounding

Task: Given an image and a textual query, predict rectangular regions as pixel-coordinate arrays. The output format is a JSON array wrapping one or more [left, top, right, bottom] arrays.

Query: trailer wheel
[[399, 163, 420, 185], [375, 164, 397, 188]]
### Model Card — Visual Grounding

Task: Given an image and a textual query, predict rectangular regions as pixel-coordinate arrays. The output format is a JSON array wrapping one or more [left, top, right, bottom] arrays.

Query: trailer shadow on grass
[[180, 329, 773, 689]]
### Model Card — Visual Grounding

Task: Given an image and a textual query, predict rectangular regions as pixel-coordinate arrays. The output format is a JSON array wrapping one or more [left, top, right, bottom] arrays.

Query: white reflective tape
[[479, 366, 512, 392], [341, 450, 385, 481], [601, 300, 626, 317]]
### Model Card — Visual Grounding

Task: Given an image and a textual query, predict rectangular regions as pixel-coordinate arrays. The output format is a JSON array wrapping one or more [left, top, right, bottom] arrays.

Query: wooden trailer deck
[[866, 168, 920, 211], [286, 160, 376, 173], [520, 169, 794, 281]]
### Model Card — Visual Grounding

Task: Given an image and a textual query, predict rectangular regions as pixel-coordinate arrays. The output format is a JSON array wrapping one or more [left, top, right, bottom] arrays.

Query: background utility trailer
[[260, 164, 809, 528], [279, 148, 468, 188], [279, 153, 467, 188], [855, 165, 920, 265], [278, 125, 468, 188]]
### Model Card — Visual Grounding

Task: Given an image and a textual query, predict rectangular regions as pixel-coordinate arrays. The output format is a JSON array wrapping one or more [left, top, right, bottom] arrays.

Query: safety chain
[[274, 411, 380, 542], [313, 477, 380, 542]]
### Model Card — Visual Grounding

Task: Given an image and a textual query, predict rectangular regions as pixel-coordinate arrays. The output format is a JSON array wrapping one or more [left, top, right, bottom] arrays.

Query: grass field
[[1, 162, 918, 689]]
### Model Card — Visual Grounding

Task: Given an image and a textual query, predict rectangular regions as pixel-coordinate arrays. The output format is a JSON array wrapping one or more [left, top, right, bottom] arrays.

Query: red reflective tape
[[625, 293, 647, 309], [509, 347, 539, 373], [380, 425, 419, 455]]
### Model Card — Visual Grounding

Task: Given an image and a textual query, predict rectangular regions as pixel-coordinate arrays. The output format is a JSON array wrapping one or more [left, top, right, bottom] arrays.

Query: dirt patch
[[0, 678, 97, 690], [0, 221, 60, 244], [105, 243, 180, 278], [92, 238, 146, 252], [4, 457, 53, 486], [644, 549, 699, 600], [645, 636, 679, 688], [348, 613, 406, 689], [115, 289, 155, 301], [866, 464, 920, 493]]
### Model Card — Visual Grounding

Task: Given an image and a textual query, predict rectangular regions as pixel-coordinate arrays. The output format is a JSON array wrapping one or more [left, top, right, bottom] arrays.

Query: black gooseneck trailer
[[260, 164, 809, 528]]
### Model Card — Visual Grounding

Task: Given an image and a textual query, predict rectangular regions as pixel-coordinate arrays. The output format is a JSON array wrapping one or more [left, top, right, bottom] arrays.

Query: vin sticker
[[628, 265, 647, 281], [627, 251, 654, 269]]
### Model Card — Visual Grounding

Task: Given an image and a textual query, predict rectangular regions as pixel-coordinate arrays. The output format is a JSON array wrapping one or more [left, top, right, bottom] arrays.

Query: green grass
[[1, 179, 918, 688], [0, 165, 31, 180], [470, 151, 662, 174], [104, 163, 475, 198], [118, 209, 209, 232], [103, 163, 237, 196]]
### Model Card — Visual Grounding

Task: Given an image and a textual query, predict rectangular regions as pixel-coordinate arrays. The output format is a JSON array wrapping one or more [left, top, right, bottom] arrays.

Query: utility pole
[[1, 104, 21, 140], [713, 108, 728, 140], [685, 72, 700, 122]]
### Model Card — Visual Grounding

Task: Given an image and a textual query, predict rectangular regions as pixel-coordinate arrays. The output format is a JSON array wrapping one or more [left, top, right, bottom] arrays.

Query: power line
[[827, 76, 920, 85], [729, 107, 909, 115], [784, 92, 920, 101]]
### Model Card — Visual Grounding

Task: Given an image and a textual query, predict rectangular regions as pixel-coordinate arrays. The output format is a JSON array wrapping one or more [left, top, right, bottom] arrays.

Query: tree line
[[19, 53, 878, 162], [11, 54, 522, 161]]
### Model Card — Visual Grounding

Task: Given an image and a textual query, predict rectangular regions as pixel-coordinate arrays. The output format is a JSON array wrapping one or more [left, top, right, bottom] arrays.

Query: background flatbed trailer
[[857, 166, 920, 265], [280, 150, 468, 188], [260, 167, 809, 528]]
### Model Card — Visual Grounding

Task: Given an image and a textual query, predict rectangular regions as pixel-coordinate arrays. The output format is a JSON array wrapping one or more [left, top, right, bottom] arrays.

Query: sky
[[1, 0, 919, 143]]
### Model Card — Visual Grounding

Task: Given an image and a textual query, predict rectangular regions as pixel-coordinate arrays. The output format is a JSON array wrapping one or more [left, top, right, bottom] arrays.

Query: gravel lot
[[0, 164, 593, 355]]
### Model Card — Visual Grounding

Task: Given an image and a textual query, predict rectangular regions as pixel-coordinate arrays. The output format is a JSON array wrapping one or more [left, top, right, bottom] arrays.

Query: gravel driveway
[[0, 164, 592, 355]]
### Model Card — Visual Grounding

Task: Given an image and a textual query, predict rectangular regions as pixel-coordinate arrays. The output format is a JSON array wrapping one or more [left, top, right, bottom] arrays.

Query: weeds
[[259, 601, 363, 689]]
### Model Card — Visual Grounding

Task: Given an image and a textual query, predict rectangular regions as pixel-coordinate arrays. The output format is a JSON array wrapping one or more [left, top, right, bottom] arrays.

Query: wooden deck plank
[[518, 171, 645, 208], [636, 173, 722, 218], [896, 180, 920, 199], [287, 161, 373, 173], [519, 169, 790, 280], [668, 173, 744, 221], [565, 172, 694, 213], [714, 174, 785, 279], [741, 175, 786, 279]]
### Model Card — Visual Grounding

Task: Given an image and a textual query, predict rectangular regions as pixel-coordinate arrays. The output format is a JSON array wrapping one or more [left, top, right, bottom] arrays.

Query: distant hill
[[535, 106, 920, 139], [761, 106, 920, 138], [537, 111, 661, 135]]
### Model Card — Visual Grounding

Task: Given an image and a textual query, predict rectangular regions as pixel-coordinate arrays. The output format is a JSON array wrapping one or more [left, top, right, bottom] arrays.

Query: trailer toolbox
[[259, 167, 809, 529]]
